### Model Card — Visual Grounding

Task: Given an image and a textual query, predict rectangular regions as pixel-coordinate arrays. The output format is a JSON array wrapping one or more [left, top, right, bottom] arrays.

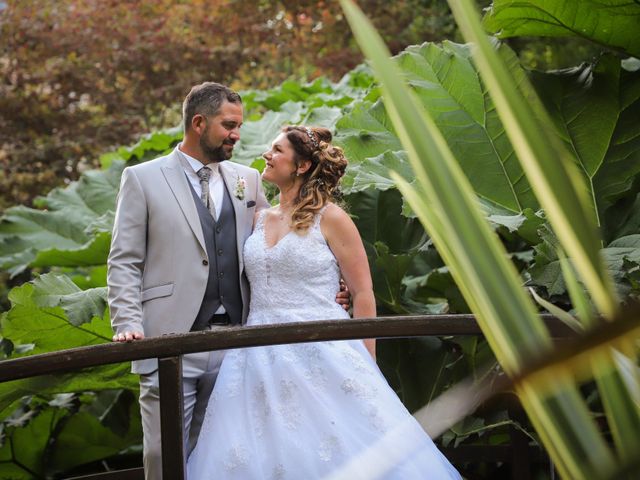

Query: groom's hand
[[336, 279, 351, 311], [113, 331, 145, 342]]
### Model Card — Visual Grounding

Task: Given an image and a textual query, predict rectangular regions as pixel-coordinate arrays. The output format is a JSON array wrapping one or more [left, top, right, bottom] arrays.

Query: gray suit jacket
[[107, 148, 269, 374]]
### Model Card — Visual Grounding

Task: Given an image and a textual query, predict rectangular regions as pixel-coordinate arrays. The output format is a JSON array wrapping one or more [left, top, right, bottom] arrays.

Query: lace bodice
[[243, 208, 349, 325]]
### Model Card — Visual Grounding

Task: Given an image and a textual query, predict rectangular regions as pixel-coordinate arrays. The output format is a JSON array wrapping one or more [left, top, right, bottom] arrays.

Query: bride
[[187, 125, 461, 479]]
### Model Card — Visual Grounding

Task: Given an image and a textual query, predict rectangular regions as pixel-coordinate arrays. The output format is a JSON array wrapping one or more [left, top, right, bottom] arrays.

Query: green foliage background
[[0, 0, 639, 477]]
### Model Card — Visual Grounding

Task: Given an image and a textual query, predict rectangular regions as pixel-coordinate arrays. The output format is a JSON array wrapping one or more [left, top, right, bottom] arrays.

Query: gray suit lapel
[[161, 151, 207, 253], [220, 162, 246, 270]]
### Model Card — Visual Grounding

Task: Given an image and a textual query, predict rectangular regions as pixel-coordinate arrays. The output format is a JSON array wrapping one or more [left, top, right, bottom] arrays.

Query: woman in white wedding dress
[[187, 125, 461, 479]]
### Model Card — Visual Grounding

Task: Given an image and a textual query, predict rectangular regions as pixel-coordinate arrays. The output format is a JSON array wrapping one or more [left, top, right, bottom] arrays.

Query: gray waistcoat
[[187, 177, 243, 329]]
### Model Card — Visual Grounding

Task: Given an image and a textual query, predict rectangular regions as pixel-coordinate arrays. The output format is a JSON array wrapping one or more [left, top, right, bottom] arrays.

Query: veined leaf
[[241, 74, 372, 114], [3, 274, 111, 354], [336, 99, 402, 168], [483, 0, 640, 57], [50, 394, 141, 473], [449, 0, 618, 318], [300, 105, 344, 129], [531, 56, 640, 230], [347, 189, 446, 313], [0, 162, 124, 276], [0, 275, 137, 417], [344, 150, 417, 215], [233, 101, 305, 166], [530, 233, 640, 298], [0, 392, 141, 477], [378, 337, 461, 413], [348, 189, 428, 255], [371, 242, 414, 313], [341, 0, 550, 371], [114, 127, 183, 165], [0, 406, 67, 478], [337, 41, 539, 214], [8, 273, 107, 328]]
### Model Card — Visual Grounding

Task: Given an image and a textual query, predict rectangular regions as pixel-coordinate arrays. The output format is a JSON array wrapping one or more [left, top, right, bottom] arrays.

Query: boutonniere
[[235, 175, 246, 200]]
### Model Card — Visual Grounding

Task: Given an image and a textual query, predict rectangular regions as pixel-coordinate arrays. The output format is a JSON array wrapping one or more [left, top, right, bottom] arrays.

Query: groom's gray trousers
[[138, 328, 226, 480]]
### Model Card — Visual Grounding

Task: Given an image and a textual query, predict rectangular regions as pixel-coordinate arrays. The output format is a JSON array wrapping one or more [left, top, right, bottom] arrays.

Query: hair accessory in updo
[[305, 126, 320, 150]]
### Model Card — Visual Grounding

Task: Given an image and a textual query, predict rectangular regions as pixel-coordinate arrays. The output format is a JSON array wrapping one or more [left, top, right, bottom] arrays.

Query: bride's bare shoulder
[[322, 202, 349, 219], [320, 203, 354, 233]]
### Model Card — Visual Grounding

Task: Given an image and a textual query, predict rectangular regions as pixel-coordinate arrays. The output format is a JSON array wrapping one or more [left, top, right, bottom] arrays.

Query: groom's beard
[[200, 135, 236, 163]]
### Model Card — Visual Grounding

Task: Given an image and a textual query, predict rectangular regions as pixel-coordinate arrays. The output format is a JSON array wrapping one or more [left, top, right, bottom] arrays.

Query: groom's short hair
[[183, 82, 242, 132]]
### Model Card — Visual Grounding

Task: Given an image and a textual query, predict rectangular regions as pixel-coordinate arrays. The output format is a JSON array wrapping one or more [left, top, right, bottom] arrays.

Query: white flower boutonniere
[[235, 176, 246, 200]]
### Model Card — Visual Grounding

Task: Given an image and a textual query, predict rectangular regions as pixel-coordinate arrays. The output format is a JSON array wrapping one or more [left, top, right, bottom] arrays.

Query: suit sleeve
[[107, 167, 148, 335], [254, 168, 270, 210]]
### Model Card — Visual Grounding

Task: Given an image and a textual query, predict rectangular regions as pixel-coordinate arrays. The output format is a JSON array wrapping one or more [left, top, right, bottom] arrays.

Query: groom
[[107, 82, 269, 480]]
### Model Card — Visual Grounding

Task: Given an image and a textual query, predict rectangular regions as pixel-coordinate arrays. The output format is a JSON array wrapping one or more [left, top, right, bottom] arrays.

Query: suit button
[[215, 226, 222, 233], [219, 271, 224, 278], [217, 249, 223, 256], [202, 259, 208, 266]]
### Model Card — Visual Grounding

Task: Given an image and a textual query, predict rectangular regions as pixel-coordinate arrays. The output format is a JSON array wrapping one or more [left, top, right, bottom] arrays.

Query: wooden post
[[510, 405, 531, 480], [158, 356, 186, 480]]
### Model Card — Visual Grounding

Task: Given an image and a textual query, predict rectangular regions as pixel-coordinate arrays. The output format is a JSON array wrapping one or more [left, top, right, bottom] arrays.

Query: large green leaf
[[337, 41, 540, 214], [405, 267, 470, 314], [232, 101, 306, 166], [0, 392, 141, 478], [483, 0, 640, 57], [3, 274, 111, 354], [0, 162, 124, 276], [338, 41, 640, 266], [100, 127, 183, 168], [450, 0, 618, 319], [346, 188, 450, 313], [50, 392, 141, 474], [531, 56, 640, 230], [241, 73, 372, 115], [0, 404, 67, 478], [378, 337, 460, 412], [336, 100, 403, 171], [347, 188, 427, 255], [8, 274, 108, 328], [530, 231, 640, 298], [0, 274, 138, 417], [604, 193, 640, 244]]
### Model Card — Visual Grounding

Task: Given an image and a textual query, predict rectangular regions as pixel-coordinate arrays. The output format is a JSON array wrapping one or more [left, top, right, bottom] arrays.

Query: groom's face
[[200, 101, 243, 164]]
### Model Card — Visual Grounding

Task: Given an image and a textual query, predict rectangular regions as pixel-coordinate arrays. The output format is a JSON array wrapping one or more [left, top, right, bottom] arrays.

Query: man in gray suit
[[107, 82, 270, 479]]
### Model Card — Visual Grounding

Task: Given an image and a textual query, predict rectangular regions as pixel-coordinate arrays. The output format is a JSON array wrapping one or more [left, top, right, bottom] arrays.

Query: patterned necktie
[[196, 166, 216, 219]]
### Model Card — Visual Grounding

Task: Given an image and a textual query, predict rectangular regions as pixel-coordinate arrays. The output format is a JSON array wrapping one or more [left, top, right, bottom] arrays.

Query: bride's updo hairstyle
[[283, 125, 347, 232]]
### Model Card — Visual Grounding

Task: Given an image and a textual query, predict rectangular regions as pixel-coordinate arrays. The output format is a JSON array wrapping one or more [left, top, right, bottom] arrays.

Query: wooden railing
[[0, 315, 571, 479]]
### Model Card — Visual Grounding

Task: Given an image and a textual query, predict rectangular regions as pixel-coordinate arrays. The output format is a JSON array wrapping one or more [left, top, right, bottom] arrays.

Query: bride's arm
[[321, 204, 377, 360]]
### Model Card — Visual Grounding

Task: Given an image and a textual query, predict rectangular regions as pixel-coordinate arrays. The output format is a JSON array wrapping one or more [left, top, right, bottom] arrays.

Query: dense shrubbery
[[0, 0, 466, 210]]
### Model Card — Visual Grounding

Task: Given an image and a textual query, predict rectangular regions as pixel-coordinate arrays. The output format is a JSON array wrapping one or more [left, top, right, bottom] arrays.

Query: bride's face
[[262, 133, 297, 187]]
